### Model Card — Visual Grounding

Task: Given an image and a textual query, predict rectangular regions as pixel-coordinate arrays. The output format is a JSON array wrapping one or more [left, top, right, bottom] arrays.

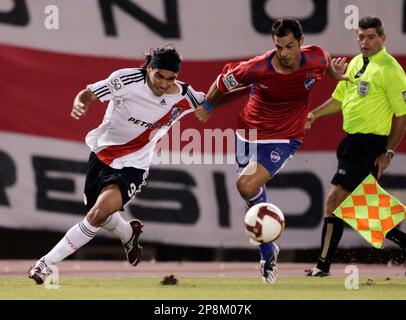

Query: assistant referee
[[305, 16, 406, 276]]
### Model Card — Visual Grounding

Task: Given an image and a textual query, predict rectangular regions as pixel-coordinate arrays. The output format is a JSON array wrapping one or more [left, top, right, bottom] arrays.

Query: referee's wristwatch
[[384, 149, 395, 160]]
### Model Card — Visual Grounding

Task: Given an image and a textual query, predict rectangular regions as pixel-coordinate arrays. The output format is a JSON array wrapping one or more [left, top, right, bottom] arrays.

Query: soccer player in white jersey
[[28, 46, 205, 284]]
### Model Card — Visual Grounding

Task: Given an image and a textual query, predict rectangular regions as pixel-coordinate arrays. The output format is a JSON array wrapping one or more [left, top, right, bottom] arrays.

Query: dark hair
[[141, 45, 182, 71], [358, 16, 385, 35], [271, 18, 303, 41]]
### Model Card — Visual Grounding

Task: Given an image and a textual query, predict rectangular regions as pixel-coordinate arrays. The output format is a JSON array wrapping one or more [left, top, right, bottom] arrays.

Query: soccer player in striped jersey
[[195, 18, 348, 284], [28, 46, 205, 284]]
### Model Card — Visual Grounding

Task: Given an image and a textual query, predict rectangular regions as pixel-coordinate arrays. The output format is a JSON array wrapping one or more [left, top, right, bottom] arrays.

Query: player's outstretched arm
[[195, 81, 249, 123], [305, 98, 342, 130], [71, 89, 98, 120], [195, 80, 223, 123], [218, 86, 250, 106]]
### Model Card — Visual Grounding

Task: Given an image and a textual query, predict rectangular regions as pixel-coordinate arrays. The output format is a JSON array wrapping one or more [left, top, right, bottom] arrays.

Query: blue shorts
[[236, 135, 302, 177]]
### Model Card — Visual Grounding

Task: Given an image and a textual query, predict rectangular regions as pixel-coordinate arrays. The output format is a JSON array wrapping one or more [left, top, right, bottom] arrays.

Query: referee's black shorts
[[83, 152, 148, 211], [331, 133, 387, 192]]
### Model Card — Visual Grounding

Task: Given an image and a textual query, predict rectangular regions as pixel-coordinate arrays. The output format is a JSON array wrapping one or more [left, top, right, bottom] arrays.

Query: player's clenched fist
[[195, 105, 213, 123], [71, 89, 97, 120], [71, 101, 89, 119]]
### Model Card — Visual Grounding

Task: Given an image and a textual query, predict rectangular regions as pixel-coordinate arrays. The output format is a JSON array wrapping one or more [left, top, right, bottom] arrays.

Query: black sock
[[316, 216, 344, 273], [386, 228, 406, 249]]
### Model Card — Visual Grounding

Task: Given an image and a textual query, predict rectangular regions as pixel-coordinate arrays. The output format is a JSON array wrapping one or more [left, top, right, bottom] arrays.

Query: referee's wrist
[[384, 149, 395, 160]]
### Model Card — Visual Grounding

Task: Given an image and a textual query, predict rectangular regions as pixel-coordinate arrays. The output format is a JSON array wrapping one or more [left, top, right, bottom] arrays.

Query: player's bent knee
[[86, 207, 112, 227], [325, 189, 348, 215], [236, 178, 256, 200], [325, 195, 339, 215]]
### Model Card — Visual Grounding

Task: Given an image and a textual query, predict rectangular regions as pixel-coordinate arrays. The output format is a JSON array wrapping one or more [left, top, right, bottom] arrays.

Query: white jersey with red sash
[[86, 68, 204, 170]]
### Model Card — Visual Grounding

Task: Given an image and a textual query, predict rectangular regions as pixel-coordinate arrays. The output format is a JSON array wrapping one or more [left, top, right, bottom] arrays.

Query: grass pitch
[[1, 277, 406, 300]]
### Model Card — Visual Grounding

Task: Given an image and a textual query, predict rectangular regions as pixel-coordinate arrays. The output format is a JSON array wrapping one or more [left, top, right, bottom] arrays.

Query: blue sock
[[259, 242, 274, 261], [245, 185, 272, 261], [246, 185, 268, 208]]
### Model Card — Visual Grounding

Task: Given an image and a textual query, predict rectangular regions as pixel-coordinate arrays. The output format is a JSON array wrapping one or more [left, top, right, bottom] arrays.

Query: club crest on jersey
[[270, 151, 281, 163], [169, 106, 182, 122], [358, 81, 369, 97], [304, 78, 316, 90], [402, 91, 406, 102]]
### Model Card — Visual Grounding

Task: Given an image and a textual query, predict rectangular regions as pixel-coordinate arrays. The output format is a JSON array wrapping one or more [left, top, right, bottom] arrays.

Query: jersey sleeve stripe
[[186, 89, 201, 108], [119, 72, 141, 78], [119, 70, 145, 84], [93, 85, 109, 94], [97, 91, 111, 99], [94, 88, 111, 98], [122, 78, 144, 85], [121, 75, 144, 81], [216, 74, 228, 93], [120, 74, 144, 81]]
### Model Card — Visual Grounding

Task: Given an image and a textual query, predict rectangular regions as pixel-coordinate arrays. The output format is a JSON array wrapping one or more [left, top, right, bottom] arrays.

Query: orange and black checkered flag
[[333, 174, 406, 249]]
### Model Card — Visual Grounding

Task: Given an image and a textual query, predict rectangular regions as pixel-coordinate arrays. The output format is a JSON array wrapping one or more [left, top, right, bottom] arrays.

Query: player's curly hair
[[271, 17, 303, 41], [140, 45, 183, 70]]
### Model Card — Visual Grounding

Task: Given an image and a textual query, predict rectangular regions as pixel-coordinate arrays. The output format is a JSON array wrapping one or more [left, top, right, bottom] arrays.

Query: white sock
[[42, 218, 100, 265], [101, 212, 133, 244]]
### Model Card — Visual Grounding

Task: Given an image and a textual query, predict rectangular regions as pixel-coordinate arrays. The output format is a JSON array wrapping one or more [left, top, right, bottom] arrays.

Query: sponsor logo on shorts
[[358, 81, 369, 97], [338, 169, 346, 175], [270, 151, 281, 163], [128, 183, 137, 198]]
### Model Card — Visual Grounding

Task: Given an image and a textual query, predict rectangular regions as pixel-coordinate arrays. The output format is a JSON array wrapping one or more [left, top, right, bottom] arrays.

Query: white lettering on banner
[[344, 5, 359, 30], [0, 131, 405, 249], [1, 0, 405, 58], [151, 124, 246, 166], [44, 5, 59, 30]]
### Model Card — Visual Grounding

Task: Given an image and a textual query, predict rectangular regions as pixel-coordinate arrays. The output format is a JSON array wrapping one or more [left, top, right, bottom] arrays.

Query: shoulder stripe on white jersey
[[122, 75, 144, 82], [119, 70, 145, 83], [121, 73, 145, 86], [120, 72, 142, 79], [122, 76, 143, 82], [120, 74, 143, 81], [186, 89, 200, 108], [122, 79, 144, 86], [97, 90, 111, 98], [93, 86, 111, 98], [93, 85, 109, 94]]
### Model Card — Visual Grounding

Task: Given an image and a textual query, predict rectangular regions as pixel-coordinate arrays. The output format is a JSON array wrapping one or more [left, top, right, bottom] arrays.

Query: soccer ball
[[244, 202, 285, 243]]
